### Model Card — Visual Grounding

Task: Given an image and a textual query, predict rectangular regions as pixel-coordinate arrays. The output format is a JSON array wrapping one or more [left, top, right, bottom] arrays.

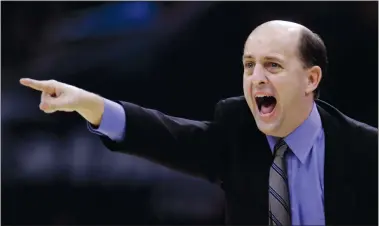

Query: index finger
[[20, 78, 55, 94]]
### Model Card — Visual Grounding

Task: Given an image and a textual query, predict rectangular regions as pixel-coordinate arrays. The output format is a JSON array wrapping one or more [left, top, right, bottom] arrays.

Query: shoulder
[[214, 96, 254, 125], [216, 96, 247, 111], [316, 100, 377, 163], [344, 114, 377, 152], [316, 99, 377, 141]]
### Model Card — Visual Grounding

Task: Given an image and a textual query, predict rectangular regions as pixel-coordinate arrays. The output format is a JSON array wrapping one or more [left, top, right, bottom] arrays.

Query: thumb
[[40, 92, 72, 113], [40, 93, 58, 113]]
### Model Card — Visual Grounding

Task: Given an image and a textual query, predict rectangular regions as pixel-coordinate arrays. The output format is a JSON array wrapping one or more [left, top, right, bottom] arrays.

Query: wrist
[[76, 91, 104, 126]]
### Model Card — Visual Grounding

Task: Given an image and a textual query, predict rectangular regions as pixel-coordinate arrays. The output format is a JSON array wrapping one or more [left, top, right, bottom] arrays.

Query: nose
[[250, 64, 268, 86]]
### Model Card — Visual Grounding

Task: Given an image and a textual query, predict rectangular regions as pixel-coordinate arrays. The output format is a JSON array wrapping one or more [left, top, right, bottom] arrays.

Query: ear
[[305, 66, 322, 95]]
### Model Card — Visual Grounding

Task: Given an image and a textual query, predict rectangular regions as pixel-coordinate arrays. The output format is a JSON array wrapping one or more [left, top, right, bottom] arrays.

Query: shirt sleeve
[[87, 98, 126, 142]]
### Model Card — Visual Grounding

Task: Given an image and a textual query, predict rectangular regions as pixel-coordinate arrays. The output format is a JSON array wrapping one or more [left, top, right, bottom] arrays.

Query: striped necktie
[[269, 139, 291, 226]]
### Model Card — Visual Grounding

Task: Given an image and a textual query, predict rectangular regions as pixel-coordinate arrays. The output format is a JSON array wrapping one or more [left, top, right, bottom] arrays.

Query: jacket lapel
[[317, 101, 352, 224]]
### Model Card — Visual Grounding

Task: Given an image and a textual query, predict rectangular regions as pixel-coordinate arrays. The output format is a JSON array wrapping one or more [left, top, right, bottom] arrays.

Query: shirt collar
[[266, 103, 322, 164]]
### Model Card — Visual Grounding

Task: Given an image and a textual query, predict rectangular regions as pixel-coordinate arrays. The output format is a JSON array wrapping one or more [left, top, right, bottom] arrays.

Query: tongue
[[261, 103, 275, 114]]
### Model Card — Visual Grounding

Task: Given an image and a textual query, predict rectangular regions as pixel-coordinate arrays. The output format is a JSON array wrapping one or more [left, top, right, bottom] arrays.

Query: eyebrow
[[242, 55, 284, 63], [264, 56, 284, 63], [243, 54, 254, 60]]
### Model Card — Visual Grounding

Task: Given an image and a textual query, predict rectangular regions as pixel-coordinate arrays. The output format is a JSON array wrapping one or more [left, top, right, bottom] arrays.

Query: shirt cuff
[[87, 98, 126, 142]]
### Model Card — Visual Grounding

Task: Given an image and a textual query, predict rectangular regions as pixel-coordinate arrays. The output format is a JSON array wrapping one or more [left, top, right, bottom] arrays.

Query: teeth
[[256, 95, 272, 98]]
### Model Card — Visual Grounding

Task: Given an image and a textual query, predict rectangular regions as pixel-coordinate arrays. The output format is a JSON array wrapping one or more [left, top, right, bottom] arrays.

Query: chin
[[255, 120, 282, 137]]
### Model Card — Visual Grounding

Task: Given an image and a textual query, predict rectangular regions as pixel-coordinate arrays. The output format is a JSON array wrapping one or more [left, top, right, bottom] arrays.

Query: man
[[20, 20, 377, 225]]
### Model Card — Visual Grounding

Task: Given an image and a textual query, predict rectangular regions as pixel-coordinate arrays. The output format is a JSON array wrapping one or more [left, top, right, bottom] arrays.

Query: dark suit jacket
[[100, 96, 378, 225]]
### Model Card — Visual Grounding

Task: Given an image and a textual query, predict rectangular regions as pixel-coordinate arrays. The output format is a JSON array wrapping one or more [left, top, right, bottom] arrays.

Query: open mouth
[[255, 96, 277, 115]]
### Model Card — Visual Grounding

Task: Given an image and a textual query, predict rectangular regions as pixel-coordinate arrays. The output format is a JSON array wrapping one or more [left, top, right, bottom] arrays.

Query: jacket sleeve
[[99, 100, 228, 182], [355, 124, 378, 225]]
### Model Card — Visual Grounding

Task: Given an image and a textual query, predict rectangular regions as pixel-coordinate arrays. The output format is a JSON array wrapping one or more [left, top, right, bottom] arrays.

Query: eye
[[244, 62, 255, 68], [265, 62, 283, 73], [268, 62, 280, 68]]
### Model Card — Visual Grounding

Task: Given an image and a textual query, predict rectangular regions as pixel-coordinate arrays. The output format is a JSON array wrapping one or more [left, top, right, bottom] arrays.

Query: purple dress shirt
[[88, 99, 326, 225]]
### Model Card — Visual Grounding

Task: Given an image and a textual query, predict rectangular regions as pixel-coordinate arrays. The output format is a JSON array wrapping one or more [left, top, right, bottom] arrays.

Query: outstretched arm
[[20, 78, 228, 182]]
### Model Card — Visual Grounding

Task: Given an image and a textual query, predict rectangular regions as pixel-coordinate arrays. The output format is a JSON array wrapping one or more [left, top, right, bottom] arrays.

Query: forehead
[[244, 27, 301, 60]]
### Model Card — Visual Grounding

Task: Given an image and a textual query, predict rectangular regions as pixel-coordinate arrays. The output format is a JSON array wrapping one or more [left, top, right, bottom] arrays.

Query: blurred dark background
[[1, 1, 378, 225]]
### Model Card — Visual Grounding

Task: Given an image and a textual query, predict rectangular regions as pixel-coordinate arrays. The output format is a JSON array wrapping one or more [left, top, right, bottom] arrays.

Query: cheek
[[271, 75, 302, 101], [243, 76, 251, 94], [293, 70, 309, 90]]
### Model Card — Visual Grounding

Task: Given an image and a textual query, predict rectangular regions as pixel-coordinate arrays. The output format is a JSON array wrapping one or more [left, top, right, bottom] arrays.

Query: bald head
[[246, 20, 308, 54], [254, 20, 307, 33], [244, 20, 327, 98]]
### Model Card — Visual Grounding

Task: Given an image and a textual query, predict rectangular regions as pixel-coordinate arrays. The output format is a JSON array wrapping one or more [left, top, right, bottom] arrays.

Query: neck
[[279, 99, 314, 138]]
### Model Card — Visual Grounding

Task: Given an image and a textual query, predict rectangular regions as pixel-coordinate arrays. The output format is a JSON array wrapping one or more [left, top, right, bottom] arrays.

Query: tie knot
[[274, 139, 288, 158]]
